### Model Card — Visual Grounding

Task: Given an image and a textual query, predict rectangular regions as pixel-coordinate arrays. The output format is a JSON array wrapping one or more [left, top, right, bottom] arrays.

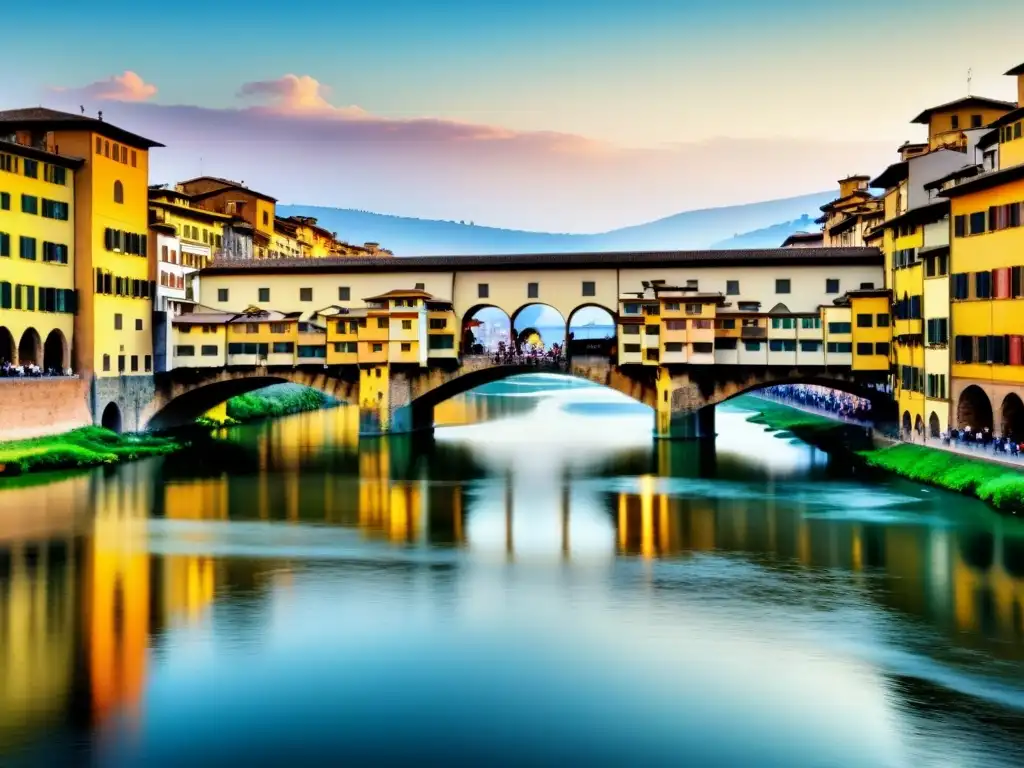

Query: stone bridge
[[145, 356, 893, 439]]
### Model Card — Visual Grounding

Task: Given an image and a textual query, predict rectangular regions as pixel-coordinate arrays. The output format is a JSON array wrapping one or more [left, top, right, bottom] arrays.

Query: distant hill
[[278, 191, 832, 256], [710, 214, 820, 249]]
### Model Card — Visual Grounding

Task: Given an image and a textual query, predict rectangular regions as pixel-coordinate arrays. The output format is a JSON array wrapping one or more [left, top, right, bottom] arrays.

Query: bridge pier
[[654, 407, 716, 441]]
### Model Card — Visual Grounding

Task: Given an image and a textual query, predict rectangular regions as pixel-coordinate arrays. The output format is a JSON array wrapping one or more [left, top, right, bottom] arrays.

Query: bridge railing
[[462, 353, 569, 371]]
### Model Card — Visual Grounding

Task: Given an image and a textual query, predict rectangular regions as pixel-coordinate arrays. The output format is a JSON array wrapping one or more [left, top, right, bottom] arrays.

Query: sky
[[3, 0, 1023, 231]]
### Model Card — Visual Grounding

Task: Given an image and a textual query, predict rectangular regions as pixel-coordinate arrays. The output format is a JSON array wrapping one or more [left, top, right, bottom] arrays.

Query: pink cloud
[[52, 71, 157, 103], [237, 74, 366, 118]]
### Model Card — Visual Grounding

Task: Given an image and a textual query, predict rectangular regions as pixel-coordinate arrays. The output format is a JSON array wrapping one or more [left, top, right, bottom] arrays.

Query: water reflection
[[1, 378, 1023, 766]]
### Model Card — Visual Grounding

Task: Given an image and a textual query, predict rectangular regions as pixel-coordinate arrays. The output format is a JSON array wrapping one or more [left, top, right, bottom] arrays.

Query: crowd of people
[[488, 341, 566, 367], [0, 361, 73, 378], [763, 384, 873, 422], [937, 426, 1022, 457]]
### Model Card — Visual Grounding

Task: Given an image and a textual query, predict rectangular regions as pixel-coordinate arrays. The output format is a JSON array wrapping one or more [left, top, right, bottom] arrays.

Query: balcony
[[741, 327, 766, 339]]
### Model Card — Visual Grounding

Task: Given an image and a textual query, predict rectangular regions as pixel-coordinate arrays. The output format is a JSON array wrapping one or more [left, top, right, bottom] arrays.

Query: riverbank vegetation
[[199, 384, 338, 427], [736, 394, 1024, 514], [0, 427, 181, 477]]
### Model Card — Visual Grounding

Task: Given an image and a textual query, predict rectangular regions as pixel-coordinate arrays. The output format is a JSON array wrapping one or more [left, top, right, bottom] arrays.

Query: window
[[402, 319, 412, 330], [102, 354, 110, 371], [259, 287, 270, 302], [827, 342, 853, 354], [95, 137, 102, 155], [339, 286, 351, 301], [176, 345, 196, 357], [856, 313, 873, 328], [743, 341, 762, 352], [113, 180, 124, 204], [377, 317, 389, 329], [429, 318, 447, 329], [951, 115, 960, 130], [800, 317, 821, 329], [217, 288, 229, 302], [769, 340, 796, 352], [875, 343, 890, 356], [0, 192, 8, 210], [645, 324, 660, 336], [22, 159, 38, 179], [372, 343, 383, 352], [715, 337, 738, 350], [856, 342, 874, 355], [971, 114, 983, 128], [664, 302, 680, 311], [262, 211, 269, 227], [478, 283, 489, 299], [19, 236, 36, 260], [726, 280, 740, 296], [876, 313, 889, 327], [114, 314, 123, 330], [401, 342, 412, 352], [582, 281, 596, 297], [299, 287, 313, 302], [21, 194, 38, 214], [135, 318, 143, 331], [0, 232, 7, 257], [664, 342, 684, 353], [799, 340, 821, 352], [623, 303, 640, 314], [825, 278, 840, 294], [41, 199, 69, 220], [527, 282, 539, 299], [130, 355, 139, 372], [131, 150, 137, 168], [771, 317, 794, 329], [623, 343, 641, 354], [828, 322, 851, 334], [718, 318, 736, 329], [969, 211, 986, 235], [272, 342, 295, 354], [684, 303, 702, 315], [622, 325, 640, 335], [926, 317, 949, 345], [775, 279, 791, 294], [427, 335, 455, 350]]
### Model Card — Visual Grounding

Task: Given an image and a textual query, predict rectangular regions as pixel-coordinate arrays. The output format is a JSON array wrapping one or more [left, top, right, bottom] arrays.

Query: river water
[[2, 375, 1023, 767]]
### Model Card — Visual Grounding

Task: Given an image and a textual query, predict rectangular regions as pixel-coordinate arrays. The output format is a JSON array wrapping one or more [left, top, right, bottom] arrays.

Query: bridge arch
[[510, 303, 566, 351], [461, 304, 510, 355], [567, 303, 617, 358], [18, 327, 41, 367], [43, 329, 68, 372], [1000, 393, 1024, 439], [957, 385, 993, 432], [101, 402, 123, 433]]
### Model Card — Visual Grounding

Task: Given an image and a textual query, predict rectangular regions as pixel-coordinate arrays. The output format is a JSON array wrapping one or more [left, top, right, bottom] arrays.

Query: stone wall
[[0, 378, 92, 441], [92, 375, 158, 433]]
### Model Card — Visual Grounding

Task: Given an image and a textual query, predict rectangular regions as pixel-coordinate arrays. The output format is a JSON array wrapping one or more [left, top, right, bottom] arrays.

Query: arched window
[[113, 180, 124, 204]]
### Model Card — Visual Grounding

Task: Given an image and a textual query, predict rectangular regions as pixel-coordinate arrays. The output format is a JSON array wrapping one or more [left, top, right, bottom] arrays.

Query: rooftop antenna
[[97, 110, 103, 122], [967, 68, 973, 96], [79, 105, 85, 115]]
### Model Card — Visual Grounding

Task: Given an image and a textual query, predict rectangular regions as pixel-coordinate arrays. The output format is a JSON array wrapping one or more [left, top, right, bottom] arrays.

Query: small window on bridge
[[622, 325, 640, 335], [582, 281, 596, 297], [415, 283, 425, 290], [857, 343, 874, 355], [176, 346, 194, 357], [259, 288, 270, 302], [876, 342, 890, 356], [825, 278, 840, 294], [339, 286, 351, 301], [859, 282, 875, 289], [217, 288, 229, 302], [300, 288, 313, 302], [876, 314, 890, 327], [402, 320, 413, 330], [775, 279, 791, 294], [478, 283, 489, 299], [102, 354, 110, 371], [401, 343, 412, 352], [201, 345, 218, 356], [856, 314, 873, 328], [726, 280, 739, 295], [527, 282, 539, 299], [144, 355, 151, 372]]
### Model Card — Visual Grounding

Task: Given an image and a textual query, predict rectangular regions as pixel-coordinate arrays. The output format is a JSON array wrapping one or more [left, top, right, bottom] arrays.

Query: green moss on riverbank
[[214, 384, 338, 425], [0, 427, 181, 477], [735, 395, 1024, 514], [860, 444, 1024, 513]]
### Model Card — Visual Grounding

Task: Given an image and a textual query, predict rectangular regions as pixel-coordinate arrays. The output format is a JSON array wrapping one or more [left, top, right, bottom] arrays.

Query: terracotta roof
[[363, 288, 437, 302], [819, 190, 873, 211], [180, 176, 278, 203], [0, 107, 163, 148], [150, 199, 233, 223], [201, 248, 882, 277], [911, 96, 1017, 125], [0, 138, 84, 169], [1005, 63, 1024, 76], [938, 161, 1024, 199], [780, 232, 824, 247], [172, 313, 236, 325], [881, 199, 949, 229]]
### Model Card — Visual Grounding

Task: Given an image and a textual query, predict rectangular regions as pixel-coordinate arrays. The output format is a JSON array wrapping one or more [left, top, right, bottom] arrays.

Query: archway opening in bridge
[[511, 304, 565, 354], [17, 327, 41, 367], [901, 412, 911, 434], [957, 385, 993, 432], [914, 414, 924, 437], [43, 329, 68, 373], [928, 411, 941, 438], [1001, 393, 1024, 439], [0, 326, 14, 366], [461, 305, 510, 355], [101, 402, 123, 433], [567, 304, 616, 359]]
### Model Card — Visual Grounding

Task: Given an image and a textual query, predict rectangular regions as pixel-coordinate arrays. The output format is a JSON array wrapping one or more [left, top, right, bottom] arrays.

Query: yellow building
[[817, 176, 885, 248], [833, 290, 890, 372], [943, 161, 1024, 438], [0, 108, 162, 381], [176, 176, 277, 259], [0, 140, 80, 371], [911, 96, 1017, 152]]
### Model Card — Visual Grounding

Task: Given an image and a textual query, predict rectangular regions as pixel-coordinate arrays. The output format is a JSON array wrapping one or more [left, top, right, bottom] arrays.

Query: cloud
[[41, 77, 893, 232], [52, 71, 157, 103], [237, 74, 367, 118]]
